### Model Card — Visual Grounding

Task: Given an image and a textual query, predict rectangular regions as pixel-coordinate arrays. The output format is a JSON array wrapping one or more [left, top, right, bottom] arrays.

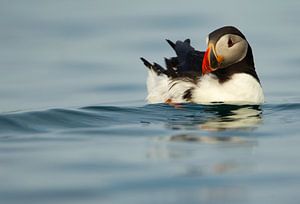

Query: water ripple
[[0, 103, 299, 137]]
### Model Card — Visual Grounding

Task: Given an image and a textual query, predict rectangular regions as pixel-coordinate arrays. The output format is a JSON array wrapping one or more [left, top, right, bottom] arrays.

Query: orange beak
[[202, 44, 224, 75]]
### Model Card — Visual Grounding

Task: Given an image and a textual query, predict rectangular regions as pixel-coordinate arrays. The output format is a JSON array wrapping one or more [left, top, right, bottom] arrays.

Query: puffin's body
[[141, 26, 264, 105]]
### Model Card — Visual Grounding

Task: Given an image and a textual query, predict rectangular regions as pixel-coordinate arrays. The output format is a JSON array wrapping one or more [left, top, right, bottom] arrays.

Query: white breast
[[192, 73, 264, 104]]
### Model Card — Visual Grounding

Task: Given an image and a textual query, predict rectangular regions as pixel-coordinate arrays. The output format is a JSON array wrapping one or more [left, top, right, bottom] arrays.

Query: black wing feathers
[[167, 39, 194, 65], [140, 39, 204, 80], [140, 57, 167, 76]]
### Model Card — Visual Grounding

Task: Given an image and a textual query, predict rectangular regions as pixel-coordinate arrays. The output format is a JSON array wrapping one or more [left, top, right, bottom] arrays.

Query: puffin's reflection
[[169, 134, 255, 145], [165, 104, 262, 132], [147, 105, 262, 202], [200, 105, 262, 131], [147, 105, 261, 172]]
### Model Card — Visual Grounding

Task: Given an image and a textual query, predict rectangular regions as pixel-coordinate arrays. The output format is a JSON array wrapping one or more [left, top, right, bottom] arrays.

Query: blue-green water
[[1, 1, 300, 204]]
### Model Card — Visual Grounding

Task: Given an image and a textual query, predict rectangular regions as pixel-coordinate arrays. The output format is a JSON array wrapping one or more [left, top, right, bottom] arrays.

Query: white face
[[214, 34, 248, 68]]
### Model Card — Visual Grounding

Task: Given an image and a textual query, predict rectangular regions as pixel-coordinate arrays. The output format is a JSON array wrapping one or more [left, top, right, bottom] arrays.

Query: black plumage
[[141, 26, 260, 85], [140, 39, 204, 82]]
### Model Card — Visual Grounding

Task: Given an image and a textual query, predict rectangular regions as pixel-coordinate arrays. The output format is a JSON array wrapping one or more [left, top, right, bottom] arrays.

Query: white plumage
[[146, 70, 264, 105]]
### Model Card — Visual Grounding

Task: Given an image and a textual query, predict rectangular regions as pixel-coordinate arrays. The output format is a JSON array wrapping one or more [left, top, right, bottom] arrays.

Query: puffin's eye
[[228, 38, 234, 48]]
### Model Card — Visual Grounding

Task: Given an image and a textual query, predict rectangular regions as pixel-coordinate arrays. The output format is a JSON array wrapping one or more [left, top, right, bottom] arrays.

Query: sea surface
[[0, 1, 300, 204]]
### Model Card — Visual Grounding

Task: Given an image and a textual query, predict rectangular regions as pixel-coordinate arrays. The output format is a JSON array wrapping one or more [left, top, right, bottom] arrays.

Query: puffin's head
[[202, 26, 250, 75]]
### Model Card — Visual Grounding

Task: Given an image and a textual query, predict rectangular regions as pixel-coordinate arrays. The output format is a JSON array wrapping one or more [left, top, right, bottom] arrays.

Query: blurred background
[[0, 0, 299, 112], [1, 1, 300, 204]]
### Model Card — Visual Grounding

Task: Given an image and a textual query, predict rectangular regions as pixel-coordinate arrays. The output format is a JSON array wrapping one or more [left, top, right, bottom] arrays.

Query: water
[[1, 0, 300, 203]]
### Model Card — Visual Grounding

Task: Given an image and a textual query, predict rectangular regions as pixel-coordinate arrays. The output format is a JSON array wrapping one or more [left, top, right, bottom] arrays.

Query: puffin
[[140, 26, 264, 105]]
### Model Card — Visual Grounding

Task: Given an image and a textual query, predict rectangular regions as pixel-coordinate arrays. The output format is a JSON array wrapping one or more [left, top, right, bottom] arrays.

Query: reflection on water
[[200, 105, 262, 131], [165, 105, 262, 132], [148, 134, 256, 176], [147, 105, 260, 181], [169, 134, 255, 144]]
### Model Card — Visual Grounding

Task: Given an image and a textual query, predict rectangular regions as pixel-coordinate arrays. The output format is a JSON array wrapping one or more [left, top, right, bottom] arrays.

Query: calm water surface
[[0, 0, 300, 204]]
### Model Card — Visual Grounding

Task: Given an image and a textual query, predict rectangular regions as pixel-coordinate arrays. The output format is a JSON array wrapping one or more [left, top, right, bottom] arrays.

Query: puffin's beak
[[202, 43, 224, 75]]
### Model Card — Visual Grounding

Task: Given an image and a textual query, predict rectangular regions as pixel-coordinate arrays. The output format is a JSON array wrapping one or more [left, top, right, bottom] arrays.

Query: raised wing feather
[[141, 39, 204, 82]]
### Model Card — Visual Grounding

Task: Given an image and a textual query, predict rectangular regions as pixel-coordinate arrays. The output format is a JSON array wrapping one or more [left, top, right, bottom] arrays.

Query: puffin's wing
[[141, 39, 204, 79]]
